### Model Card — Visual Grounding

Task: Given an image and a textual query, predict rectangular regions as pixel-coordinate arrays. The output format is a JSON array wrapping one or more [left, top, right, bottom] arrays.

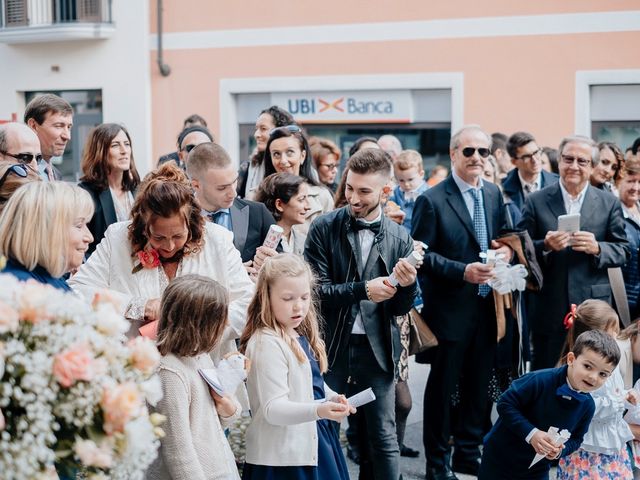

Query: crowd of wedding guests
[[3, 92, 640, 480]]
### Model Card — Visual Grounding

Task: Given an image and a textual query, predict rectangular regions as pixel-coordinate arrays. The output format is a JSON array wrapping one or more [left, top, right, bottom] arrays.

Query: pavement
[[344, 358, 476, 480], [345, 358, 559, 480]]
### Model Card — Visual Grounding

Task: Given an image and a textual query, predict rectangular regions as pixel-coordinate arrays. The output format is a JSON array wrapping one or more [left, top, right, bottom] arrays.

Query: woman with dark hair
[[263, 126, 333, 228], [238, 106, 295, 200], [591, 141, 624, 193], [310, 137, 341, 193], [70, 163, 253, 341], [255, 173, 310, 255], [78, 123, 141, 255], [348, 136, 380, 158]]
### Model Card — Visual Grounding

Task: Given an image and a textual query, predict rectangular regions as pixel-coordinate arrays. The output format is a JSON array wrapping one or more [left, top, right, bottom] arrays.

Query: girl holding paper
[[147, 274, 241, 480], [239, 253, 353, 480], [556, 300, 636, 480]]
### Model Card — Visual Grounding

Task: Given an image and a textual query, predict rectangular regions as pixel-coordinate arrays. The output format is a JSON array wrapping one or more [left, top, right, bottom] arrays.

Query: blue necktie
[[469, 189, 491, 297], [210, 211, 229, 230]]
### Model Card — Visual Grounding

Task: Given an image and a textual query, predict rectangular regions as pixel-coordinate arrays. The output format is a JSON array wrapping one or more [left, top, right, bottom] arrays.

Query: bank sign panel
[[271, 91, 413, 124]]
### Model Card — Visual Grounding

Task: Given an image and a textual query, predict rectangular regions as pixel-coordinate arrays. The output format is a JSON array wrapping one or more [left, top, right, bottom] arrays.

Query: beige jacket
[[244, 329, 337, 466], [146, 353, 241, 480]]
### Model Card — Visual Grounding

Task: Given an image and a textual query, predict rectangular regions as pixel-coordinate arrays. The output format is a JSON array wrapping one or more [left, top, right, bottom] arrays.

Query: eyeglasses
[[182, 144, 198, 153], [561, 155, 591, 167], [268, 125, 301, 136], [320, 163, 338, 170], [0, 151, 43, 164], [460, 147, 490, 158], [0, 164, 28, 188], [515, 148, 542, 163]]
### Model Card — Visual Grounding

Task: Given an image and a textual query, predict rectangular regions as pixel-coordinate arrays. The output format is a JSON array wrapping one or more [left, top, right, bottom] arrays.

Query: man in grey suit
[[519, 135, 629, 370], [186, 142, 275, 268]]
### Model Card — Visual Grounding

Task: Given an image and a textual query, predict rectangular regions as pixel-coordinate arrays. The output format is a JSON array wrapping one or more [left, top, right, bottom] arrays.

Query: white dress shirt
[[351, 208, 382, 335], [559, 181, 589, 215]]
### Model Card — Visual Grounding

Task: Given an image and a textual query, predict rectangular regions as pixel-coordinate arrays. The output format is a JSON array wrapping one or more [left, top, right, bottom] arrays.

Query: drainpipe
[[157, 0, 171, 76]]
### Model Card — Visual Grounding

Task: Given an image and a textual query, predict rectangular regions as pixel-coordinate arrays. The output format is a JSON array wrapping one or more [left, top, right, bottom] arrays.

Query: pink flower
[[101, 382, 143, 434], [0, 300, 19, 334], [137, 249, 160, 269], [127, 337, 161, 375], [52, 344, 95, 388]]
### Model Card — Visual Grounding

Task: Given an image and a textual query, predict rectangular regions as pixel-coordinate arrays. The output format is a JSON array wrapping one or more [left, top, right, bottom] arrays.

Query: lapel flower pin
[[132, 248, 160, 274]]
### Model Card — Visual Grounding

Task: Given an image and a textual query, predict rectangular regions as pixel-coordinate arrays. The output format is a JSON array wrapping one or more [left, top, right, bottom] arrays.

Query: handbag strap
[[608, 267, 630, 327]]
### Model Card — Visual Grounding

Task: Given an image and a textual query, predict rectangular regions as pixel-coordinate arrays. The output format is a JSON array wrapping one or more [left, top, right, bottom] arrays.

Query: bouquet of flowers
[[0, 274, 164, 480]]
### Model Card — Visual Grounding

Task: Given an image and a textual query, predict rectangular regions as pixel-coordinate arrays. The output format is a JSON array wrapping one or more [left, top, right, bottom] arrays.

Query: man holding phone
[[519, 135, 629, 370]]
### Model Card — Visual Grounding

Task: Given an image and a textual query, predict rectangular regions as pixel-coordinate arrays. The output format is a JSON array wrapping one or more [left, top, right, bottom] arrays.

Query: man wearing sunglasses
[[0, 122, 42, 172], [412, 125, 512, 480], [502, 131, 558, 213], [24, 93, 73, 182], [519, 135, 629, 370]]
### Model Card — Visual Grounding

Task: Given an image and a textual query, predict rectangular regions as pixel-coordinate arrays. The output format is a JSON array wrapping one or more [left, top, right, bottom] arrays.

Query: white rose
[[94, 305, 129, 337], [141, 375, 163, 407]]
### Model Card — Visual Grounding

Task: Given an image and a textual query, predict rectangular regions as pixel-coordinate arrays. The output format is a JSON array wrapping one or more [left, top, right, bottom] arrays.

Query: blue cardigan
[[2, 258, 71, 292], [479, 365, 595, 480]]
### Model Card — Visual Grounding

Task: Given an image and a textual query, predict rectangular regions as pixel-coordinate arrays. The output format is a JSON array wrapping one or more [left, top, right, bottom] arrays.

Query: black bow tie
[[352, 218, 382, 235]]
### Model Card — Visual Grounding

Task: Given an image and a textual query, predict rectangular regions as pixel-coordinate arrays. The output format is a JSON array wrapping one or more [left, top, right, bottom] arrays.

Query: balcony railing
[[0, 0, 114, 43]]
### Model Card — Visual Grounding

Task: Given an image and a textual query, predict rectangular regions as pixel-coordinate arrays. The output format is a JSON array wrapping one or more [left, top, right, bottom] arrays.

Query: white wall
[[0, 0, 153, 173]]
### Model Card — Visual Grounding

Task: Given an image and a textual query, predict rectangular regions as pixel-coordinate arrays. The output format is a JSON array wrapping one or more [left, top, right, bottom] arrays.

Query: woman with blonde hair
[[0, 181, 93, 290], [70, 162, 253, 341]]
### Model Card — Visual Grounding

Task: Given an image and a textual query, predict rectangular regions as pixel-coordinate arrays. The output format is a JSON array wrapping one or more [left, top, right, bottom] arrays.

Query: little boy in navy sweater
[[387, 150, 427, 234], [479, 330, 621, 479]]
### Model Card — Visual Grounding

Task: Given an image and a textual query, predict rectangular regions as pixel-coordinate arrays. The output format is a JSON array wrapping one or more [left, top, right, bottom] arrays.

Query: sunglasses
[[460, 147, 490, 158], [181, 144, 198, 153], [561, 155, 591, 167], [268, 125, 301, 136], [0, 164, 28, 188], [1, 151, 43, 164]]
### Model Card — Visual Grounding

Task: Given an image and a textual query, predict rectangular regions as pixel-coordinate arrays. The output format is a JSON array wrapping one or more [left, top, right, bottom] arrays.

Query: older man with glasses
[[519, 135, 629, 370], [412, 125, 512, 480], [0, 122, 43, 172]]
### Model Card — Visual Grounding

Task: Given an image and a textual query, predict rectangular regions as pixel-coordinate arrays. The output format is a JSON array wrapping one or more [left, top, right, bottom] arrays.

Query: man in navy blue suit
[[186, 142, 274, 268], [412, 125, 512, 480], [502, 131, 559, 214]]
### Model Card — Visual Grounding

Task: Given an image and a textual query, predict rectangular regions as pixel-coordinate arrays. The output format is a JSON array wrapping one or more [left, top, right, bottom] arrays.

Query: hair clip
[[563, 303, 577, 330]]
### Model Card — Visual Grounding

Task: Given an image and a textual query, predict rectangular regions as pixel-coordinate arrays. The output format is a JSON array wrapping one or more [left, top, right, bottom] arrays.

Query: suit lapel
[[579, 186, 600, 232], [231, 200, 249, 253], [99, 188, 117, 225], [483, 185, 496, 238], [546, 183, 567, 220], [445, 178, 478, 243]]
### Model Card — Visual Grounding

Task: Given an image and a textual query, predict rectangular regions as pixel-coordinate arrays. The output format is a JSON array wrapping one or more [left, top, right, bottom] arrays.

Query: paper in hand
[[528, 427, 571, 468], [198, 352, 250, 397], [347, 387, 376, 408]]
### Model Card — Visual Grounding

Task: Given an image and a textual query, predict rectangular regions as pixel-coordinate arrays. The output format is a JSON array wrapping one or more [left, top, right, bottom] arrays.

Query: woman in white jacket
[[70, 163, 254, 347]]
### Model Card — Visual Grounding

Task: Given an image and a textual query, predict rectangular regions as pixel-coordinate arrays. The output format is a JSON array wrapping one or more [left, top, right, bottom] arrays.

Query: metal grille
[[4, 0, 28, 26], [77, 0, 101, 21]]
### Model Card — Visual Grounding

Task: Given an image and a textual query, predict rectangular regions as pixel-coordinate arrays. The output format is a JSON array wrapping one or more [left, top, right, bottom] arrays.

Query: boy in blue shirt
[[387, 150, 428, 233], [479, 329, 620, 479]]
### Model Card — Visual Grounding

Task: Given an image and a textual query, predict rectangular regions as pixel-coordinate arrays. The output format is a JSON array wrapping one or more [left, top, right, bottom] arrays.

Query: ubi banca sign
[[271, 91, 413, 124]]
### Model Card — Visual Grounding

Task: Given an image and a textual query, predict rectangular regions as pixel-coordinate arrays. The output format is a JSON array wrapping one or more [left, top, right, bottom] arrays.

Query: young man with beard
[[305, 148, 418, 480]]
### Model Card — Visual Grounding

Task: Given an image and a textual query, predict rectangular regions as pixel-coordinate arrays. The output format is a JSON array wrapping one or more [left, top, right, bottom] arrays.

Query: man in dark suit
[[186, 142, 274, 266], [305, 148, 418, 480], [24, 93, 73, 182], [518, 135, 629, 370], [502, 131, 559, 212], [412, 125, 512, 480]]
